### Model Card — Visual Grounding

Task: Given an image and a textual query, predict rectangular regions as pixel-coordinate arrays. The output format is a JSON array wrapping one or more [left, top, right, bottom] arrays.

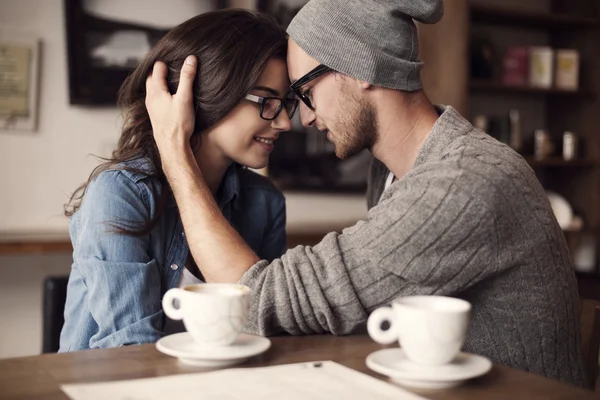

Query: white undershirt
[[380, 171, 396, 202], [179, 265, 204, 287]]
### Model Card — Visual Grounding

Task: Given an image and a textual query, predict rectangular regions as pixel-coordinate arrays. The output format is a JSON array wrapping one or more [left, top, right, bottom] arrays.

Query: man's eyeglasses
[[245, 93, 298, 121], [290, 64, 332, 111]]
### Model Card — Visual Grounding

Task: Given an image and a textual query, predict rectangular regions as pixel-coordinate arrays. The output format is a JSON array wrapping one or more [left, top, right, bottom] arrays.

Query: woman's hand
[[145, 55, 197, 158]]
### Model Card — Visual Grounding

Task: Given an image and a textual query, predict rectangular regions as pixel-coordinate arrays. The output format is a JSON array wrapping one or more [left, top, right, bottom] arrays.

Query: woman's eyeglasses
[[245, 93, 299, 121], [290, 64, 332, 111]]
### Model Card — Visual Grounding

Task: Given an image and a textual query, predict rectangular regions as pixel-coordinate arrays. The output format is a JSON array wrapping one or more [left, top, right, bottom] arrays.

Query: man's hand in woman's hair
[[145, 55, 197, 159]]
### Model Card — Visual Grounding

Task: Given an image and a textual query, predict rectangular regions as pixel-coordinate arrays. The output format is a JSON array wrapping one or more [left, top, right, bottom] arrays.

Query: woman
[[59, 9, 297, 351]]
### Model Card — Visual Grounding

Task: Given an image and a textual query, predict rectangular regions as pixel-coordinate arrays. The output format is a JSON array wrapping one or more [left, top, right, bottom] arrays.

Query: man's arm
[[163, 148, 260, 282], [146, 57, 260, 283], [239, 173, 501, 336]]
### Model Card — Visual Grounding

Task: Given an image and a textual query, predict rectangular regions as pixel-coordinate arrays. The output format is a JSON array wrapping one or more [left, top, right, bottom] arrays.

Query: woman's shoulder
[[83, 158, 162, 208], [90, 158, 157, 186], [114, 157, 157, 183]]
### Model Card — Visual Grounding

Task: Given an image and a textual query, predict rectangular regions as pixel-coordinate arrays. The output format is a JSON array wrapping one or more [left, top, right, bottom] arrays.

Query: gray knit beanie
[[287, 0, 443, 91]]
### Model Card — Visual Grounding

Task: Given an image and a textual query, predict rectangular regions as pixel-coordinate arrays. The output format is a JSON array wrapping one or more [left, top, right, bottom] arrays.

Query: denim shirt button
[[170, 264, 179, 271]]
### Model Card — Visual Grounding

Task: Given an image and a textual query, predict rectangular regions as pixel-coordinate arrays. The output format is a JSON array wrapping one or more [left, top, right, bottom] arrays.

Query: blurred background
[[1, 0, 599, 360]]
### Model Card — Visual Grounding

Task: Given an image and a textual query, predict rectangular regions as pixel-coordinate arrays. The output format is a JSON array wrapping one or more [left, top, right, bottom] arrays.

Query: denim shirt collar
[[122, 157, 155, 174], [218, 163, 242, 211], [124, 157, 242, 211]]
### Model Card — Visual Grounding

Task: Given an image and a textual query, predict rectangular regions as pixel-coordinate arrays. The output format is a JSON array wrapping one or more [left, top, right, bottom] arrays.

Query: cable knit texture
[[240, 105, 587, 387]]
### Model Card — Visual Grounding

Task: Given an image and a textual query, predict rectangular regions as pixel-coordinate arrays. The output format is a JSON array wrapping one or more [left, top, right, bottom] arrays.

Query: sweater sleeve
[[239, 171, 504, 336]]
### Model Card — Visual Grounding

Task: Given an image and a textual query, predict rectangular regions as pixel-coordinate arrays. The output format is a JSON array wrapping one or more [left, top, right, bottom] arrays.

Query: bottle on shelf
[[534, 129, 553, 160], [555, 49, 580, 91], [530, 47, 554, 89], [562, 131, 578, 161], [509, 109, 522, 152]]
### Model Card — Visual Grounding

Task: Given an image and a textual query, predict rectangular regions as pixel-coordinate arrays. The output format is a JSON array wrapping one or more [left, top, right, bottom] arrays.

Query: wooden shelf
[[563, 228, 597, 235], [577, 271, 600, 280], [470, 4, 598, 29], [470, 80, 595, 98], [525, 157, 597, 168]]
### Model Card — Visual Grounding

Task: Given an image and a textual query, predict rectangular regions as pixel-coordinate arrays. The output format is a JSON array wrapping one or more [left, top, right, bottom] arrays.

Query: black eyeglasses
[[245, 93, 298, 121], [290, 64, 332, 110]]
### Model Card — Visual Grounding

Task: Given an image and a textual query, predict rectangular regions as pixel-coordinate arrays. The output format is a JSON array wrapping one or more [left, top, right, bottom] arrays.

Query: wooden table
[[0, 335, 597, 400]]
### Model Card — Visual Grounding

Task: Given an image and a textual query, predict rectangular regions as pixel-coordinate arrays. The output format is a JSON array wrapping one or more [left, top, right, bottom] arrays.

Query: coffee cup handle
[[367, 307, 397, 345], [162, 288, 185, 320]]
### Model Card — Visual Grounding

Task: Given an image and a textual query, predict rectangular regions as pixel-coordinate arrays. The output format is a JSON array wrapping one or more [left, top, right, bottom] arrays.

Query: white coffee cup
[[367, 296, 471, 366], [162, 283, 251, 347]]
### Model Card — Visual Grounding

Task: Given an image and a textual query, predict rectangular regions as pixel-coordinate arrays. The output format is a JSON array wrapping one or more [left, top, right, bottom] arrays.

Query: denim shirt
[[59, 158, 286, 351]]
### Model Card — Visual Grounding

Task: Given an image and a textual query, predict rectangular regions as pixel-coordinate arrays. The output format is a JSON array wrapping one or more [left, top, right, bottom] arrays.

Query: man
[[145, 0, 587, 387]]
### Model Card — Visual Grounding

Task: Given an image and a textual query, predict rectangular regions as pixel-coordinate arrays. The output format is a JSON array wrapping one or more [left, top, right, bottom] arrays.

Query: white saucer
[[156, 332, 271, 367], [366, 348, 492, 389]]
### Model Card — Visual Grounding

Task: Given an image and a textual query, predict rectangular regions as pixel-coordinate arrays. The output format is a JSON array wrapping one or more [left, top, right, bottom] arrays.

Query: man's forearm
[[161, 144, 260, 283]]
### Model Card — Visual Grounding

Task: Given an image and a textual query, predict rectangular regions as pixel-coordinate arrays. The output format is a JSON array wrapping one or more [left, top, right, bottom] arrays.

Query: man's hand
[[144, 55, 260, 283], [145, 55, 197, 158]]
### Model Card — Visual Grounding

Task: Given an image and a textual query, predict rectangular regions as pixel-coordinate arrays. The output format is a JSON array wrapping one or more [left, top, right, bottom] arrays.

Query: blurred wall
[[0, 0, 121, 232]]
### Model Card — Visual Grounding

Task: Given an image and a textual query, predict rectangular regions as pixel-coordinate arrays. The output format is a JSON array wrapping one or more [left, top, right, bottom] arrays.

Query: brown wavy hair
[[64, 9, 287, 235]]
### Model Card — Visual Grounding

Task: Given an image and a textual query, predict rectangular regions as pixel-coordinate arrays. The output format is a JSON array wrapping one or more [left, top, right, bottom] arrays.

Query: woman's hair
[[64, 9, 287, 235]]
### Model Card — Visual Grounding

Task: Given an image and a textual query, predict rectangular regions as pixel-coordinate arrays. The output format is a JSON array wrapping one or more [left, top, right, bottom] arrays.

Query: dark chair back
[[580, 299, 600, 390], [42, 275, 69, 353]]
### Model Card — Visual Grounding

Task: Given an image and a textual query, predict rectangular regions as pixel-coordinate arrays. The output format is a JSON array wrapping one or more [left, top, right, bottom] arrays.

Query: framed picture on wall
[[0, 29, 40, 131], [64, 0, 228, 105]]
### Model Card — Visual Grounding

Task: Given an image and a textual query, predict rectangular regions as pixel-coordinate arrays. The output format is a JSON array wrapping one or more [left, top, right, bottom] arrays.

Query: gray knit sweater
[[240, 106, 587, 387]]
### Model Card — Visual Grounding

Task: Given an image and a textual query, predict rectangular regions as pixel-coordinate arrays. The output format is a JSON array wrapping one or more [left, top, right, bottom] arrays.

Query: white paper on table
[[61, 361, 429, 400]]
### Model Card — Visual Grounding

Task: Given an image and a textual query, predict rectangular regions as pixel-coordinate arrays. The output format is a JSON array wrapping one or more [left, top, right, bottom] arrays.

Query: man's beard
[[332, 91, 377, 159]]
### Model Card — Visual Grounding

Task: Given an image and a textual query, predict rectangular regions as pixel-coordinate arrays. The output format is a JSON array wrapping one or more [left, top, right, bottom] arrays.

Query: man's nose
[[299, 102, 316, 128]]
